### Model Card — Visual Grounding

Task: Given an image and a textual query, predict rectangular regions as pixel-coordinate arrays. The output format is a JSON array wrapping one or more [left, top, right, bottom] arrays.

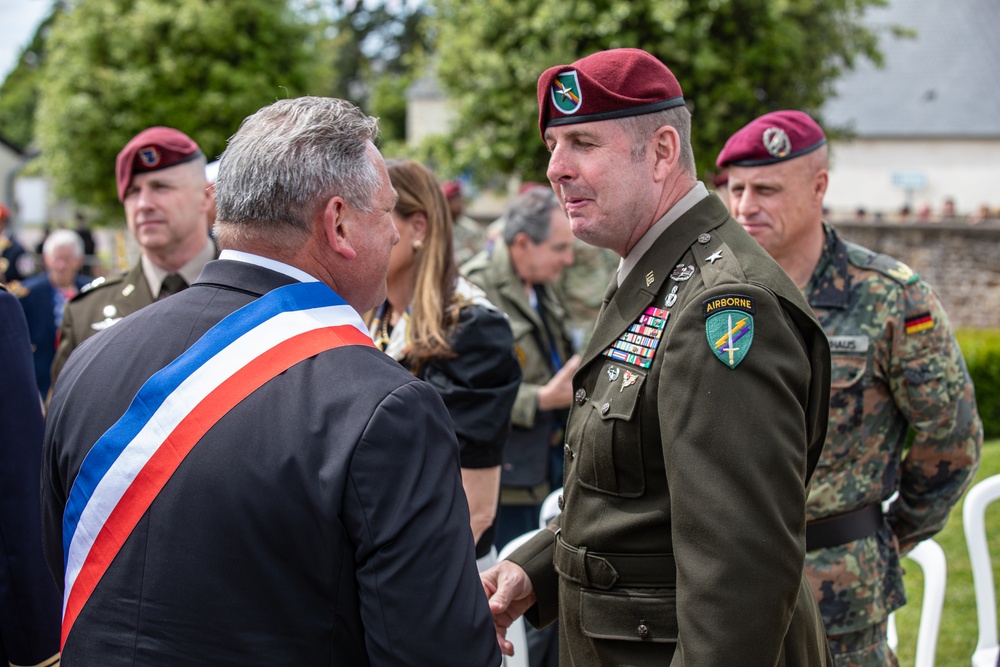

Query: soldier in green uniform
[[462, 187, 581, 550], [718, 110, 983, 667], [50, 127, 216, 388], [482, 49, 833, 666]]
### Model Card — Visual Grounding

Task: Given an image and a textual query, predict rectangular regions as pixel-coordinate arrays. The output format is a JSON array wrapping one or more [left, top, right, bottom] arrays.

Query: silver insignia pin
[[607, 366, 620, 382]]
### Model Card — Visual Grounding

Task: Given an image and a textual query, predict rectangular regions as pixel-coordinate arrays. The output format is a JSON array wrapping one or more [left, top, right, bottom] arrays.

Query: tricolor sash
[[60, 281, 373, 647]]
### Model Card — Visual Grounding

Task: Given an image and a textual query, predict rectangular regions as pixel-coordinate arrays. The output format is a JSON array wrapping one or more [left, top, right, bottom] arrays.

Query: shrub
[[957, 329, 1000, 439]]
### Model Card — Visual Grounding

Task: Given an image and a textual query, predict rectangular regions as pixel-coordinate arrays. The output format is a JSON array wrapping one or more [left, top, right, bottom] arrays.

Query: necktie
[[158, 273, 188, 300]]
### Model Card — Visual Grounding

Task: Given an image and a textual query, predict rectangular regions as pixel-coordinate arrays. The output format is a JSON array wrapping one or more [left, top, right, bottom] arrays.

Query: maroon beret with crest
[[115, 126, 203, 202], [716, 110, 826, 168], [536, 48, 685, 138]]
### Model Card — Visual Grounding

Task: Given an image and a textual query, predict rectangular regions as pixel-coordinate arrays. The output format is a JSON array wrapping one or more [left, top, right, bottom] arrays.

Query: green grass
[[893, 438, 1000, 666]]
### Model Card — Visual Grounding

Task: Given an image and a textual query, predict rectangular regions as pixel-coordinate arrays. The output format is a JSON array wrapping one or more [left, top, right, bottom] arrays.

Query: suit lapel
[[579, 196, 731, 370]]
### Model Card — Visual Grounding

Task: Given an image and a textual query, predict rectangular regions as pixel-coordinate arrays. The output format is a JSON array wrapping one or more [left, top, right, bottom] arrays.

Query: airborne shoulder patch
[[703, 294, 755, 369]]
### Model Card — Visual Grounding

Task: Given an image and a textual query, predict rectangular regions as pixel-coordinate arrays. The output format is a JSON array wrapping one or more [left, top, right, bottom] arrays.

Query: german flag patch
[[905, 312, 934, 335]]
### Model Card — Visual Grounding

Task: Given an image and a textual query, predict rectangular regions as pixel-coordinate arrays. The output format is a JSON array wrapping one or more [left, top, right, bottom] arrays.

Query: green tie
[[158, 273, 188, 300]]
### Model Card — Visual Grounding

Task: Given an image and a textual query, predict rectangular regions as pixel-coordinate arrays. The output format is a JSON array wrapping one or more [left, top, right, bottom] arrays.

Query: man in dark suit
[[0, 285, 61, 667], [17, 229, 90, 397], [50, 126, 216, 388], [42, 97, 500, 666], [482, 49, 833, 665]]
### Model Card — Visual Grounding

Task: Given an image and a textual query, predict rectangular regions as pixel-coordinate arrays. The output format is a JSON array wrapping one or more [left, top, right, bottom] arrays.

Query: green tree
[[304, 1, 430, 144], [36, 0, 316, 218], [428, 0, 887, 183], [0, 2, 63, 151]]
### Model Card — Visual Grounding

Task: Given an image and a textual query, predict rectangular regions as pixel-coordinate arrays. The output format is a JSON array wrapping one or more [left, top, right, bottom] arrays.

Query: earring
[[412, 239, 424, 253]]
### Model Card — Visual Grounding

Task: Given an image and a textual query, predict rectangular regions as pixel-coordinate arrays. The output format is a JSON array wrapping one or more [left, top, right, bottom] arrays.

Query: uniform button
[[575, 388, 587, 405], [563, 443, 573, 459], [697, 232, 711, 244], [637, 623, 649, 639], [557, 494, 564, 511], [600, 402, 610, 415]]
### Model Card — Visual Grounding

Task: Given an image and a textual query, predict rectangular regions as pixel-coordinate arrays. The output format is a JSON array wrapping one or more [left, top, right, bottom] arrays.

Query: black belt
[[806, 504, 883, 551], [553, 531, 675, 590]]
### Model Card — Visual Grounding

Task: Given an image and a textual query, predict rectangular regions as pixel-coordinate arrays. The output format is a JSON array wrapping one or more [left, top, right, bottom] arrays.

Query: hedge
[[957, 329, 1000, 439]]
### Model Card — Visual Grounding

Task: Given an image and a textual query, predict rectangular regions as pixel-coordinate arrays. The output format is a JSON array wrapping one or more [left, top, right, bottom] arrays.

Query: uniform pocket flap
[[589, 365, 646, 421], [830, 353, 866, 389], [579, 589, 678, 643]]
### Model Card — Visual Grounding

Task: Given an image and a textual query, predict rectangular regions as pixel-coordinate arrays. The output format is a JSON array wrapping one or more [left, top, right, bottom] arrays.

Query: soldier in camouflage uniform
[[719, 110, 983, 667], [444, 180, 489, 266]]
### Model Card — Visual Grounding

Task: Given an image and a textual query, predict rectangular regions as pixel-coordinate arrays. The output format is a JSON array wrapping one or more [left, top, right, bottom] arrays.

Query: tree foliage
[[35, 0, 316, 219], [428, 0, 887, 183], [0, 3, 62, 152], [303, 0, 431, 144]]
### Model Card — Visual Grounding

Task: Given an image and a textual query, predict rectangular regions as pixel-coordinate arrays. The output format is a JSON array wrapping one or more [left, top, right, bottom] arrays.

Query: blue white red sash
[[60, 281, 373, 647]]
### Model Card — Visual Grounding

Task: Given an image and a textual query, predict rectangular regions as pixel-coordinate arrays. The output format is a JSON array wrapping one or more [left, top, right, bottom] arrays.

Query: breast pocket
[[574, 363, 646, 498], [825, 346, 871, 462]]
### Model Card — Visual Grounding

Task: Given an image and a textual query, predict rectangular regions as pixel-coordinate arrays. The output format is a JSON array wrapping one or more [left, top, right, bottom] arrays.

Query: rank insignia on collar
[[607, 366, 620, 382], [551, 71, 583, 114], [669, 264, 695, 282], [706, 250, 723, 264]]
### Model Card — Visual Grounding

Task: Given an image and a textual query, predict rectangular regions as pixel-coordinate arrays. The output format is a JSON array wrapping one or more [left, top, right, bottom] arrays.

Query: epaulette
[[845, 241, 919, 285], [5, 279, 28, 298], [76, 272, 126, 298]]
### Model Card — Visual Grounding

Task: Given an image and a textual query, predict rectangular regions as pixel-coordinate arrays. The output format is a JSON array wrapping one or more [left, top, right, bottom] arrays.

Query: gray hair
[[616, 105, 696, 175], [42, 229, 84, 257], [503, 188, 560, 246], [214, 97, 382, 248]]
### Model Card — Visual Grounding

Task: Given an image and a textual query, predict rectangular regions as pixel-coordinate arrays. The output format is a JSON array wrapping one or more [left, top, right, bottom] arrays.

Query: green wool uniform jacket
[[50, 263, 155, 390], [508, 194, 833, 666]]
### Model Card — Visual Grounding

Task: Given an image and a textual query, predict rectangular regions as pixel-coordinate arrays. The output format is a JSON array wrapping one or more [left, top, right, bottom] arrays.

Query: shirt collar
[[804, 222, 850, 309], [142, 238, 215, 296], [217, 249, 320, 284], [618, 182, 708, 286]]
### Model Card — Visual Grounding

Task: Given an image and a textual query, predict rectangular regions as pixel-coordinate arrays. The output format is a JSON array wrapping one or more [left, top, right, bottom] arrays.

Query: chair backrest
[[540, 487, 563, 528], [887, 539, 947, 667], [963, 474, 1000, 667], [497, 529, 543, 667]]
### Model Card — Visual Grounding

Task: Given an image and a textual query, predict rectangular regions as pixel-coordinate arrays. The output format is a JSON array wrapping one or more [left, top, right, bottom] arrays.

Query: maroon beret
[[716, 110, 826, 168], [115, 126, 203, 201], [537, 48, 685, 137], [442, 180, 462, 199]]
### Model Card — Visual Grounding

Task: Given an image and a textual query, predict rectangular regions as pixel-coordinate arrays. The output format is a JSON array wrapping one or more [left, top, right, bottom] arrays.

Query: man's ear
[[323, 196, 357, 260], [651, 125, 681, 182]]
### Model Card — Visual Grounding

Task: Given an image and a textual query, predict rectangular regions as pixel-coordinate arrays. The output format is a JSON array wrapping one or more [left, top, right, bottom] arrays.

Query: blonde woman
[[369, 160, 521, 565]]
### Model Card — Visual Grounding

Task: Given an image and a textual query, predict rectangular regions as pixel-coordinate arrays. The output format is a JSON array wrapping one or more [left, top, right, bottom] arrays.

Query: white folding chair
[[497, 529, 542, 667], [888, 538, 947, 667], [539, 486, 563, 528], [963, 474, 1000, 667]]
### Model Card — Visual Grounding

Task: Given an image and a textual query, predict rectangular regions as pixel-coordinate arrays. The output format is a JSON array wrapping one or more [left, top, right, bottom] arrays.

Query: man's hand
[[480, 560, 537, 657], [537, 354, 581, 412]]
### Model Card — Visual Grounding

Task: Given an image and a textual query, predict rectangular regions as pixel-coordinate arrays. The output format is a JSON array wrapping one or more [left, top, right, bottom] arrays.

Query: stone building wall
[[831, 220, 1000, 329]]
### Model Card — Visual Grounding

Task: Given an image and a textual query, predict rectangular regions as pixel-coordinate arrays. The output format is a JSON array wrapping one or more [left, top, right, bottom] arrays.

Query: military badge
[[669, 264, 695, 282], [139, 145, 162, 168], [763, 127, 791, 159], [706, 250, 723, 264], [620, 370, 638, 392], [645, 270, 655, 286], [607, 366, 620, 382], [664, 285, 679, 308], [703, 294, 755, 369], [887, 263, 916, 284], [905, 312, 934, 335], [551, 71, 583, 115], [513, 344, 527, 367]]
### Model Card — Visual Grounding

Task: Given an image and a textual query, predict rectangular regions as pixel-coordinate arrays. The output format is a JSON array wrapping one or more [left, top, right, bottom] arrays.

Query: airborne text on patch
[[702, 294, 756, 317]]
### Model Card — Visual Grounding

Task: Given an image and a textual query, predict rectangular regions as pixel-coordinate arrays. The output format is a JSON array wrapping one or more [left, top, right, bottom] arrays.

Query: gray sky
[[0, 0, 51, 81]]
